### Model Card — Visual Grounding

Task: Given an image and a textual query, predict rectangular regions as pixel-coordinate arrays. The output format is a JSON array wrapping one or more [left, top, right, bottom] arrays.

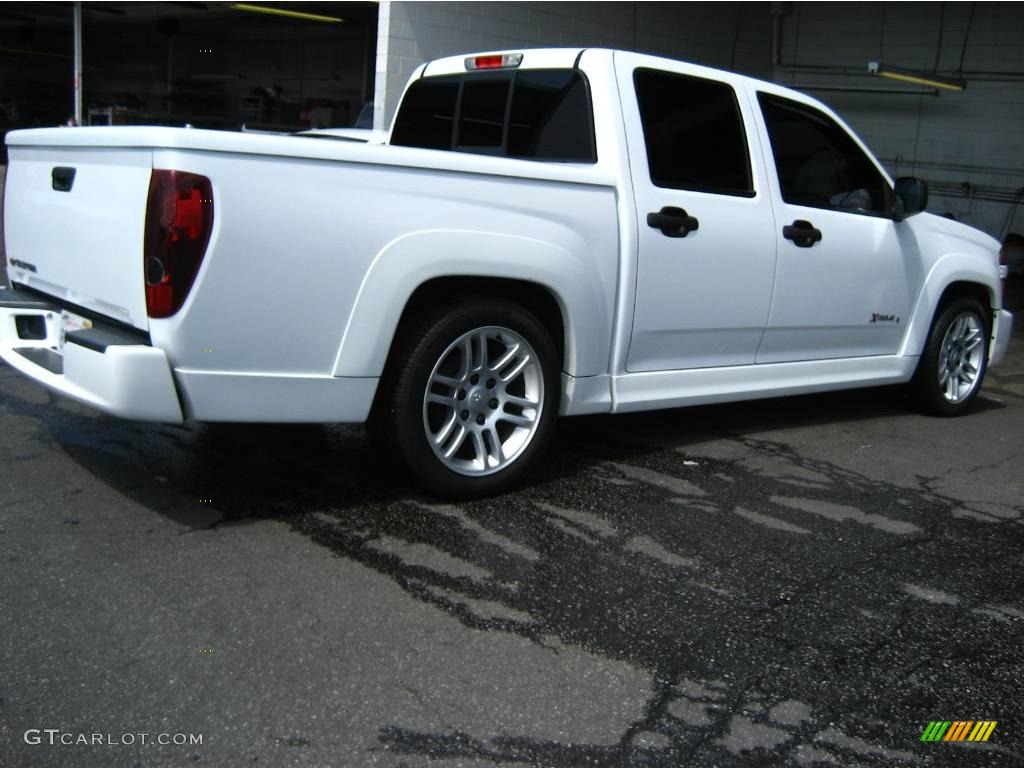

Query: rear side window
[[757, 92, 891, 215], [634, 68, 753, 197], [390, 77, 458, 150], [391, 69, 595, 163], [508, 70, 592, 160]]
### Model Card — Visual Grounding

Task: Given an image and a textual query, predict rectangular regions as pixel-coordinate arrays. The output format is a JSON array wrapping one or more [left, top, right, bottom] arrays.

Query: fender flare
[[331, 229, 614, 378], [899, 254, 1000, 358]]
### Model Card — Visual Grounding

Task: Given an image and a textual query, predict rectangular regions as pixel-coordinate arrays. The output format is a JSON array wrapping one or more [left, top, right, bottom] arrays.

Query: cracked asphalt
[[2, 193, 1023, 764]]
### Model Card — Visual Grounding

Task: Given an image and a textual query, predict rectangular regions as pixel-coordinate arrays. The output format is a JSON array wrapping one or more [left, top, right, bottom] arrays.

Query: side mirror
[[893, 177, 929, 221]]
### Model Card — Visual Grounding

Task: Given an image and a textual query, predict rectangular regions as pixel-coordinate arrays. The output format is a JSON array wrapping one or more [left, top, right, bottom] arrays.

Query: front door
[[752, 90, 918, 363], [616, 52, 778, 372]]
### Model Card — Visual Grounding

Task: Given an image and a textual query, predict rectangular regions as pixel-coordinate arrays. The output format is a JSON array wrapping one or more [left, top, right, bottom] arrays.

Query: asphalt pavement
[[1, 184, 1023, 765]]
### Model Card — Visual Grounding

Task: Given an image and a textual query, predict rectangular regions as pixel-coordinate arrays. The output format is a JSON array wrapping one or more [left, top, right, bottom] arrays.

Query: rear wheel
[[912, 296, 990, 415], [375, 299, 559, 498]]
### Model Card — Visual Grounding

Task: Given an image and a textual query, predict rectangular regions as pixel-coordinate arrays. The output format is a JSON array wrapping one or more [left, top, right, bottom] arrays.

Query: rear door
[[4, 145, 152, 330], [752, 91, 916, 363], [615, 53, 778, 372]]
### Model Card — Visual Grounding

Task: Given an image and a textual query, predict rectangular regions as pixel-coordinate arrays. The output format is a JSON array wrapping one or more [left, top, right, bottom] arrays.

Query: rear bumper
[[0, 287, 183, 422], [990, 309, 1013, 368]]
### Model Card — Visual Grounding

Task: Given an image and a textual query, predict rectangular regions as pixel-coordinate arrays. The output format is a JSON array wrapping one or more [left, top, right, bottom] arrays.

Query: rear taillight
[[144, 170, 213, 318]]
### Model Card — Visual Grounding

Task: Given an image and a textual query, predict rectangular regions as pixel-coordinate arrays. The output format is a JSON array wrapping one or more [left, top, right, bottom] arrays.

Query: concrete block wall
[[374, 1, 773, 129], [374, 1, 1024, 239], [773, 2, 1024, 239]]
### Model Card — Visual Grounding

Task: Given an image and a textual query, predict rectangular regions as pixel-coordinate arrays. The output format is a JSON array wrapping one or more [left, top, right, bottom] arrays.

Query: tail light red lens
[[144, 170, 213, 318]]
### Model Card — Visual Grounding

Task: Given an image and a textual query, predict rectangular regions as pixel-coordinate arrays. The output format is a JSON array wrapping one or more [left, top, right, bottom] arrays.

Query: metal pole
[[73, 1, 82, 125]]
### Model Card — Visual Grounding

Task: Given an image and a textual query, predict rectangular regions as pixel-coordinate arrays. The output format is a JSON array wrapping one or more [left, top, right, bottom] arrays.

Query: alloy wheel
[[422, 325, 544, 476], [937, 311, 985, 404]]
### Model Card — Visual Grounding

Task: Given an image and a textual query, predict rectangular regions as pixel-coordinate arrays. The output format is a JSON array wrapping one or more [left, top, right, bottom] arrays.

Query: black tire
[[372, 298, 560, 498], [911, 295, 990, 416]]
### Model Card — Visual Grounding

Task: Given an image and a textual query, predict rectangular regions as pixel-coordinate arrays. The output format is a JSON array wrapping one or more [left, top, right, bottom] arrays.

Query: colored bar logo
[[921, 721, 997, 742]]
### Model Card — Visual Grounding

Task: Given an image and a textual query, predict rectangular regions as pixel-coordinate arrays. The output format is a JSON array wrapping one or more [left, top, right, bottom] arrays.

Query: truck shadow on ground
[[8, 379, 1023, 767]]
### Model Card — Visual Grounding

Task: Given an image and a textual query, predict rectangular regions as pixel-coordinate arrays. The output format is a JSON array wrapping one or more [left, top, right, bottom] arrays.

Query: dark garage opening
[[0, 1, 378, 148]]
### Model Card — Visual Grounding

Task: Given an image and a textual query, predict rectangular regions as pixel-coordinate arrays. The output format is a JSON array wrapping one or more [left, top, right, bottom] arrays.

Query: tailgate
[[4, 145, 152, 330]]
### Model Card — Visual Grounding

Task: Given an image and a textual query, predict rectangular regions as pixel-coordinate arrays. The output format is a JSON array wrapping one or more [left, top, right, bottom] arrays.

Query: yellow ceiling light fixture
[[867, 62, 966, 92], [231, 3, 344, 23]]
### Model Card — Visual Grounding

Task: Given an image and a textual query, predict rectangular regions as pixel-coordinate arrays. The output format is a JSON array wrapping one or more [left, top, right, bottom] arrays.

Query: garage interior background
[[1, 1, 1021, 239]]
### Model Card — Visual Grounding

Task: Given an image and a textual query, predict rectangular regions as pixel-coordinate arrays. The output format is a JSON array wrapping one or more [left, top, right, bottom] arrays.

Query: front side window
[[391, 69, 595, 163], [634, 68, 754, 197], [758, 93, 891, 215]]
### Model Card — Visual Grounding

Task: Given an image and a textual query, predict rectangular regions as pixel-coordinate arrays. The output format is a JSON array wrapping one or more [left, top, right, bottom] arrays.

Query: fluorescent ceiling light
[[231, 3, 343, 23], [868, 61, 965, 91]]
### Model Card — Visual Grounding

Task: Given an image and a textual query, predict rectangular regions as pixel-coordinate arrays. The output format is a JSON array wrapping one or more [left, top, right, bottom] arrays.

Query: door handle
[[52, 167, 76, 192], [782, 220, 822, 248], [647, 206, 699, 238]]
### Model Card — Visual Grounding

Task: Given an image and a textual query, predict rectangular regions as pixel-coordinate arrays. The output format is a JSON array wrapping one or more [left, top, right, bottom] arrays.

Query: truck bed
[[2, 125, 621, 422]]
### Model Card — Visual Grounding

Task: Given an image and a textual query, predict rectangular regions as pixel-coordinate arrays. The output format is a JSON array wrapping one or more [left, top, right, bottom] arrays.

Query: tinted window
[[457, 78, 510, 151], [758, 93, 891, 214], [392, 69, 595, 163], [634, 69, 753, 196], [508, 70, 593, 161], [390, 77, 458, 149]]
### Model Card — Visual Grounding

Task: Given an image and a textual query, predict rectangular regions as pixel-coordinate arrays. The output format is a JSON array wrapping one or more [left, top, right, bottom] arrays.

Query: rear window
[[391, 69, 596, 163], [458, 78, 509, 152]]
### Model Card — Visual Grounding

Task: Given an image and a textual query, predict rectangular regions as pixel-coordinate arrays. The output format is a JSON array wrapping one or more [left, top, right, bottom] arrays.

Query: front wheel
[[911, 296, 990, 416], [376, 299, 560, 498]]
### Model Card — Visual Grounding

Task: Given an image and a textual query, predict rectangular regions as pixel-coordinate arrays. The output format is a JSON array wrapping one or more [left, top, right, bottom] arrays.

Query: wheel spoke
[[441, 424, 468, 458], [950, 315, 965, 340], [473, 330, 488, 371], [499, 410, 535, 427], [484, 425, 503, 464], [500, 354, 531, 382], [489, 342, 521, 373], [505, 393, 539, 408], [457, 337, 473, 379], [469, 430, 486, 466], [427, 392, 456, 407], [432, 373, 461, 389], [433, 412, 458, 446]]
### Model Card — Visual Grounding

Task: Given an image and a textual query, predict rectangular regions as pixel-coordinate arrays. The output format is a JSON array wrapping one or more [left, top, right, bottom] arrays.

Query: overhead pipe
[[883, 155, 1024, 179], [925, 181, 1024, 207], [770, 4, 1024, 83], [771, 4, 867, 77]]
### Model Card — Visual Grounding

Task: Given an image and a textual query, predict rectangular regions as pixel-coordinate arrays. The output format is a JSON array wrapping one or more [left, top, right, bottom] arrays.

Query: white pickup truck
[[0, 48, 1013, 497]]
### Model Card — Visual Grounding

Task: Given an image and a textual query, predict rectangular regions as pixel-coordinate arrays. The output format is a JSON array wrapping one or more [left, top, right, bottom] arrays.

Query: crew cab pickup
[[0, 48, 1013, 497]]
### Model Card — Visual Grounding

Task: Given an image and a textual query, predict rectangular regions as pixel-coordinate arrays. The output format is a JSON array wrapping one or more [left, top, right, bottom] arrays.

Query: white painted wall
[[375, 2, 1024, 240]]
